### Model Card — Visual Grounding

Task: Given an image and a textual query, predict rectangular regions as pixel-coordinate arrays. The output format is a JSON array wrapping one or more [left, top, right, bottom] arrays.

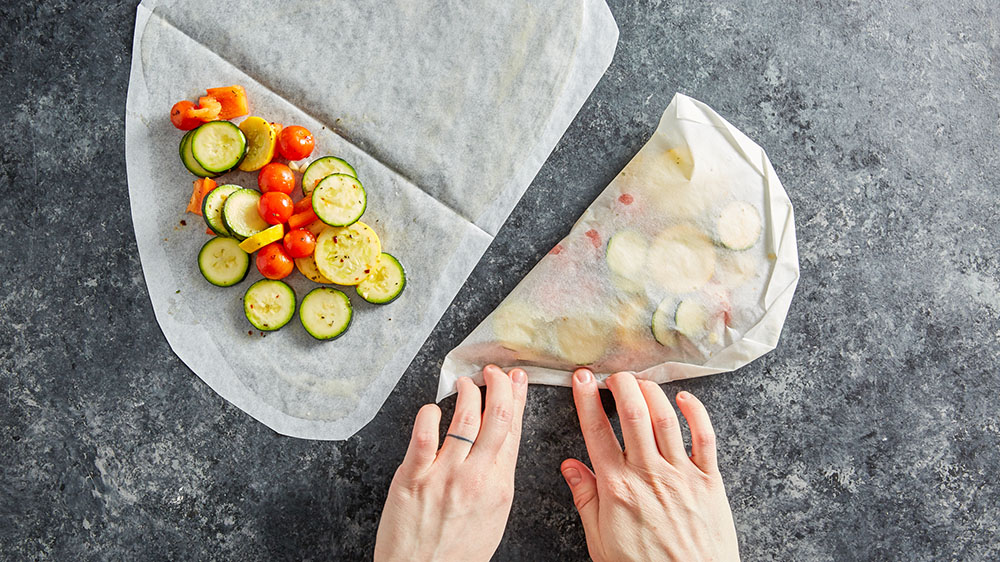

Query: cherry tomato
[[169, 100, 201, 130], [256, 243, 294, 280], [258, 162, 295, 195], [283, 228, 316, 258], [277, 125, 315, 160], [257, 192, 294, 225]]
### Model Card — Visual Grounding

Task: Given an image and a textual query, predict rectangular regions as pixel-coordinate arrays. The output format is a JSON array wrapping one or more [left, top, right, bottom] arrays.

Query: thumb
[[561, 459, 600, 541]]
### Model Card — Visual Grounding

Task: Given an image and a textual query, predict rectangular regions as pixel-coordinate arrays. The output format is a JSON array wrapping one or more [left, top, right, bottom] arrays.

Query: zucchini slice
[[180, 130, 219, 178], [674, 299, 709, 338], [314, 221, 381, 286], [238, 223, 284, 253], [647, 224, 716, 294], [201, 184, 241, 236], [312, 174, 367, 227], [717, 201, 761, 250], [356, 253, 405, 304], [651, 297, 679, 347], [299, 287, 352, 340], [301, 156, 357, 195], [295, 255, 334, 284], [615, 297, 649, 350], [554, 316, 609, 366], [606, 230, 648, 283], [191, 121, 247, 173], [237, 116, 278, 172], [492, 301, 544, 352], [243, 279, 295, 331], [222, 189, 269, 241], [198, 237, 250, 287]]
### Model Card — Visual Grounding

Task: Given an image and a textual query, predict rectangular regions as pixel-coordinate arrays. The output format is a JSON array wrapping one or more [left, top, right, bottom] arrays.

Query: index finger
[[572, 368, 622, 471]]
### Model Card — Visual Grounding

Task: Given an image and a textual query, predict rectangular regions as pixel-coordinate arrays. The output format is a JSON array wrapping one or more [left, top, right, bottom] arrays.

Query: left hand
[[374, 365, 529, 562]]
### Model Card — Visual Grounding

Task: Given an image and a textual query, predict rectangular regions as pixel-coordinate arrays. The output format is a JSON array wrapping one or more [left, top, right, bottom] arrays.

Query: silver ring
[[446, 433, 475, 445]]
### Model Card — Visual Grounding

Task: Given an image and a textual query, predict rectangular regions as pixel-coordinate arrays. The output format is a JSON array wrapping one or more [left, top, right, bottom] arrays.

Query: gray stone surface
[[1, 0, 998, 559]]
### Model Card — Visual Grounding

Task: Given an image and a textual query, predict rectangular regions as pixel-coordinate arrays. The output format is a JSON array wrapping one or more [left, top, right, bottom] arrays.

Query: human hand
[[374, 365, 528, 562], [561, 369, 740, 562]]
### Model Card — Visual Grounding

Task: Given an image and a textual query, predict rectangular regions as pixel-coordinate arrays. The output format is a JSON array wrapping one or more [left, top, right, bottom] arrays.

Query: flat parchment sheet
[[439, 94, 800, 399], [124, 0, 618, 439]]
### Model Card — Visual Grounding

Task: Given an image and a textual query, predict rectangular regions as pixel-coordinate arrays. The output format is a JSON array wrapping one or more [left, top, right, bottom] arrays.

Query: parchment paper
[[124, 0, 618, 439], [438, 93, 800, 398]]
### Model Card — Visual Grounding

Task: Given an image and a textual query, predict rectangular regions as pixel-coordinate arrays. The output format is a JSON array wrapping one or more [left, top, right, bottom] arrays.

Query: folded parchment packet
[[439, 94, 799, 398]]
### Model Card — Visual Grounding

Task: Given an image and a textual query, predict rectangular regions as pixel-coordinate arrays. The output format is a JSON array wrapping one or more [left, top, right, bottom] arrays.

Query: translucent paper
[[439, 94, 800, 398], [124, 0, 618, 439]]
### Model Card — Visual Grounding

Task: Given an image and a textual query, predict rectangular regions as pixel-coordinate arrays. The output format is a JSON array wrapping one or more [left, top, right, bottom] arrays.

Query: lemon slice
[[237, 116, 277, 172], [314, 222, 381, 285], [238, 223, 284, 253]]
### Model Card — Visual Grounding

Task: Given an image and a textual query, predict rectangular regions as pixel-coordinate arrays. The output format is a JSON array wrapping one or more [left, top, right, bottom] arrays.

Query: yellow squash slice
[[314, 222, 381, 285], [295, 255, 334, 284], [237, 116, 278, 172]]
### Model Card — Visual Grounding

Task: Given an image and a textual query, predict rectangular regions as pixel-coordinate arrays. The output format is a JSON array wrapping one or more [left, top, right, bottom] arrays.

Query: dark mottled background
[[1, 0, 998, 560]]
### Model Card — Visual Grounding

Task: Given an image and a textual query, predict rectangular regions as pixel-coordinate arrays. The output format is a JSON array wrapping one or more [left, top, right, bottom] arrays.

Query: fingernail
[[512, 369, 527, 385], [575, 369, 592, 384], [677, 391, 691, 400], [562, 467, 582, 486]]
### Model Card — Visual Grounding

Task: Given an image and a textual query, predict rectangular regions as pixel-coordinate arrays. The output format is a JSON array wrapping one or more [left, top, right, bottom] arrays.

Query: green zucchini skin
[[356, 253, 406, 304], [243, 279, 296, 331], [312, 174, 367, 227], [221, 189, 269, 241], [198, 237, 250, 287], [302, 156, 357, 195], [190, 121, 248, 174], [299, 287, 353, 340], [179, 130, 220, 178], [201, 184, 241, 237]]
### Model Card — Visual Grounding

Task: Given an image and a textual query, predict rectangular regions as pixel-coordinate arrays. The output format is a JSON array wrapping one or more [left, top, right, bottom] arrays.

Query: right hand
[[561, 369, 740, 562]]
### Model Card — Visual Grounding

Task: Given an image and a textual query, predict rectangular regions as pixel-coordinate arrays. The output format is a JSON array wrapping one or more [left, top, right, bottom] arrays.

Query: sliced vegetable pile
[[171, 86, 406, 340]]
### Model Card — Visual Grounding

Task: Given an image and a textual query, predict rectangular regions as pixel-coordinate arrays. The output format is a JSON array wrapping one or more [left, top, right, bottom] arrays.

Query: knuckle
[[620, 405, 647, 423], [412, 431, 437, 450], [497, 486, 514, 507], [489, 403, 514, 425], [652, 414, 677, 431], [603, 476, 633, 500], [697, 468, 720, 486], [587, 419, 612, 437], [456, 409, 480, 428], [573, 488, 597, 511], [693, 430, 716, 450], [395, 470, 429, 495]]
